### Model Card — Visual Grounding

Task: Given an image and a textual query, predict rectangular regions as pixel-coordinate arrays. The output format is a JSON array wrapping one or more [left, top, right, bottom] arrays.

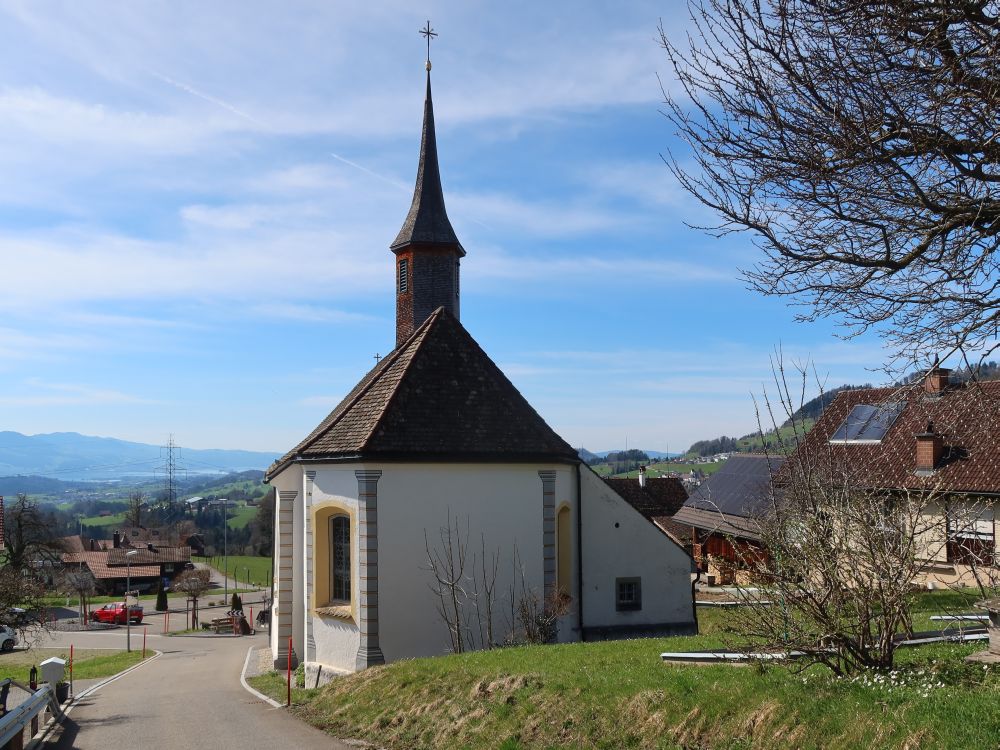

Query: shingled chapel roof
[[267, 307, 578, 478]]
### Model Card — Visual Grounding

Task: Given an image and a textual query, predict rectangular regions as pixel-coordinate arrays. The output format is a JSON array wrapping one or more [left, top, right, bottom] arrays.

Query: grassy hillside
[[250, 589, 998, 749], [206, 554, 271, 587], [253, 640, 996, 749], [733, 418, 815, 454], [226, 504, 257, 529]]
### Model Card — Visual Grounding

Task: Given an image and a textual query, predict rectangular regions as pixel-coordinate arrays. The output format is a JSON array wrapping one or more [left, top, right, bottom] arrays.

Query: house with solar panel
[[265, 58, 696, 682], [786, 366, 999, 587], [675, 368, 999, 587]]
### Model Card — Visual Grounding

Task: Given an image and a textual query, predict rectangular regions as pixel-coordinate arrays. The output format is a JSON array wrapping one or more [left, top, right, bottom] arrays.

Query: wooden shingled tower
[[390, 35, 465, 348]]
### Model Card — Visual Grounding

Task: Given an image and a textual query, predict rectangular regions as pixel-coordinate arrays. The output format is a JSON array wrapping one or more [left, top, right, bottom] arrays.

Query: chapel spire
[[391, 22, 464, 348]]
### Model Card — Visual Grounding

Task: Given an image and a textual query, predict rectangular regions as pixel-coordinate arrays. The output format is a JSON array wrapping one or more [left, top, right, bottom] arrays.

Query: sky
[[0, 0, 899, 455]]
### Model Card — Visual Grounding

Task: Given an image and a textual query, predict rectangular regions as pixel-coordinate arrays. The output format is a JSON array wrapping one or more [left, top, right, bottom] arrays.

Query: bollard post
[[69, 645, 74, 697], [143, 627, 147, 659], [286, 636, 292, 707]]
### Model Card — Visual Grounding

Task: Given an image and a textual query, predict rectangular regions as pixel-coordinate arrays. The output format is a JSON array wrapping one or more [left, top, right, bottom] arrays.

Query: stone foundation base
[[305, 661, 349, 688]]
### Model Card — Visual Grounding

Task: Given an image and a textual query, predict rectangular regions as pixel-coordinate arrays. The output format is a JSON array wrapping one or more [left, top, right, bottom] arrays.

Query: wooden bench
[[208, 616, 236, 634]]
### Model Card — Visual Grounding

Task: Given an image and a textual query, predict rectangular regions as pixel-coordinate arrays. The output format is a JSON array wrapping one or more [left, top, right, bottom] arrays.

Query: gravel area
[[244, 645, 275, 678]]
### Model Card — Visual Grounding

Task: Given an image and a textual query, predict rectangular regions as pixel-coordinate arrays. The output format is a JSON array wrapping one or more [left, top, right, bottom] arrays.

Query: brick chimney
[[924, 366, 951, 395], [915, 422, 943, 473]]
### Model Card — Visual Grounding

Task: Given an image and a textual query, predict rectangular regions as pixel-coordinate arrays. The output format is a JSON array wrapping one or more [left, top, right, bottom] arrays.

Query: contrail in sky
[[328, 153, 409, 192], [149, 70, 492, 228], [150, 70, 263, 126]]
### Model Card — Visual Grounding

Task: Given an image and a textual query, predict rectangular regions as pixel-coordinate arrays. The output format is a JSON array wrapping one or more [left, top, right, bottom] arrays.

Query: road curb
[[26, 650, 162, 749], [240, 646, 284, 709]]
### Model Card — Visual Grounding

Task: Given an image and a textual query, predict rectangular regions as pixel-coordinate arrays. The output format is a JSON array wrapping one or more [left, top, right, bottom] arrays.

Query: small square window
[[616, 577, 641, 612]]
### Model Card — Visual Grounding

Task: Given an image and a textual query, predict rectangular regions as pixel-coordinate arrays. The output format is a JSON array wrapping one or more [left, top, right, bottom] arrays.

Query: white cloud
[[468, 245, 735, 285], [250, 304, 377, 324], [0, 379, 153, 407]]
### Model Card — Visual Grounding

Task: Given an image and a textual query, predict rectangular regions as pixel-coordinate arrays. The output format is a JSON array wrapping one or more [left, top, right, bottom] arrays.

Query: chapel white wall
[[375, 462, 575, 662], [579, 468, 695, 633]]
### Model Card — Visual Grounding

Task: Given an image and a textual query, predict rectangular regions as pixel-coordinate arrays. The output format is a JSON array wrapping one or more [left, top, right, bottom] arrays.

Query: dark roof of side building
[[784, 379, 1000, 493], [682, 454, 783, 518], [602, 476, 692, 544], [268, 307, 579, 478]]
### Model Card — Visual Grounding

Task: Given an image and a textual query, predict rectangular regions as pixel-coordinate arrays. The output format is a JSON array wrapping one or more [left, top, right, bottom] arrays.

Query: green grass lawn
[[249, 638, 998, 750], [79, 511, 127, 529], [227, 505, 257, 530], [205, 554, 272, 588], [0, 648, 148, 683], [249, 590, 998, 749]]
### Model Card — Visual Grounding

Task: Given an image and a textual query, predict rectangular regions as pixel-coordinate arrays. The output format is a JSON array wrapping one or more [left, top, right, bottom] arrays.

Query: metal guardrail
[[0, 680, 62, 748]]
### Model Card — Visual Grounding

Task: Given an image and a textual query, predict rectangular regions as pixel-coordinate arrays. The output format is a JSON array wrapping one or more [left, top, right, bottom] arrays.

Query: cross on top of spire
[[420, 20, 437, 70]]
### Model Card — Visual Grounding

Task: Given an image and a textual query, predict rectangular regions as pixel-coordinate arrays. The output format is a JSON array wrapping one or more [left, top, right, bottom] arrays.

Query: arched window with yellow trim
[[557, 505, 571, 596]]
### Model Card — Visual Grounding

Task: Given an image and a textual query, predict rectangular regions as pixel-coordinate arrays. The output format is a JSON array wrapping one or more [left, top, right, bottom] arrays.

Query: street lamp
[[125, 549, 138, 653], [222, 498, 228, 607]]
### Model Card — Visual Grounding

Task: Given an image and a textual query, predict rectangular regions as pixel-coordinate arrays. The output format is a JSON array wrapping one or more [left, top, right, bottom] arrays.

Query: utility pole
[[163, 435, 178, 505]]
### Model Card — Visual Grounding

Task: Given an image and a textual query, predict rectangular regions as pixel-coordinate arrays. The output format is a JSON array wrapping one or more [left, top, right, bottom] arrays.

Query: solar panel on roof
[[830, 401, 906, 443]]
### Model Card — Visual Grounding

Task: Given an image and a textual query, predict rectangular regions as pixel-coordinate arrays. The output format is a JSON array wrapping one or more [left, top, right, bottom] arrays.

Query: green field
[[79, 510, 128, 529], [0, 648, 148, 683], [226, 504, 257, 529], [206, 554, 272, 588], [249, 590, 999, 749], [197, 478, 268, 501]]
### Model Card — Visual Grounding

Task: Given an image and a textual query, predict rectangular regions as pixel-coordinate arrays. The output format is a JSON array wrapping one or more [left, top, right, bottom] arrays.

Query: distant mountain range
[[0, 431, 280, 480]]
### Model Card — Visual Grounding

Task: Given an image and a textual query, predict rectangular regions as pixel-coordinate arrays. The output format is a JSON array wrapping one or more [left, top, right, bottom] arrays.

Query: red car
[[92, 603, 144, 625]]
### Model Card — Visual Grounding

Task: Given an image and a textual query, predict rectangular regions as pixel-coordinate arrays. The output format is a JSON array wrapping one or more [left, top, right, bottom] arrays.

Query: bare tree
[[1, 493, 67, 572], [173, 568, 213, 629], [126, 490, 145, 529], [711, 357, 999, 673], [0, 567, 47, 643], [661, 0, 1000, 365], [58, 566, 97, 623], [425, 512, 573, 652]]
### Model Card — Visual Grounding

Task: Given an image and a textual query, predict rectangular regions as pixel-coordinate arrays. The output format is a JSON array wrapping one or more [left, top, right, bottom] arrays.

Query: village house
[[60, 530, 192, 595], [789, 366, 999, 587], [673, 368, 999, 587], [673, 454, 782, 585], [266, 62, 697, 682]]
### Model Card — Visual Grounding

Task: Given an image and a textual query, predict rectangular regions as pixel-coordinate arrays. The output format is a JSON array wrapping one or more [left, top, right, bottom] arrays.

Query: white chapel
[[267, 48, 696, 683]]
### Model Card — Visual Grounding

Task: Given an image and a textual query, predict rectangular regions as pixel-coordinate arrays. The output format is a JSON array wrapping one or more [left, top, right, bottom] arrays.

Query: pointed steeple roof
[[391, 73, 464, 254], [266, 307, 578, 478]]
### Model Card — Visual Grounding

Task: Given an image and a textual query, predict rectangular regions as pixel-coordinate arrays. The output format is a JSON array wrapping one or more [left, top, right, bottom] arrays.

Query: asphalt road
[[36, 628, 352, 750]]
